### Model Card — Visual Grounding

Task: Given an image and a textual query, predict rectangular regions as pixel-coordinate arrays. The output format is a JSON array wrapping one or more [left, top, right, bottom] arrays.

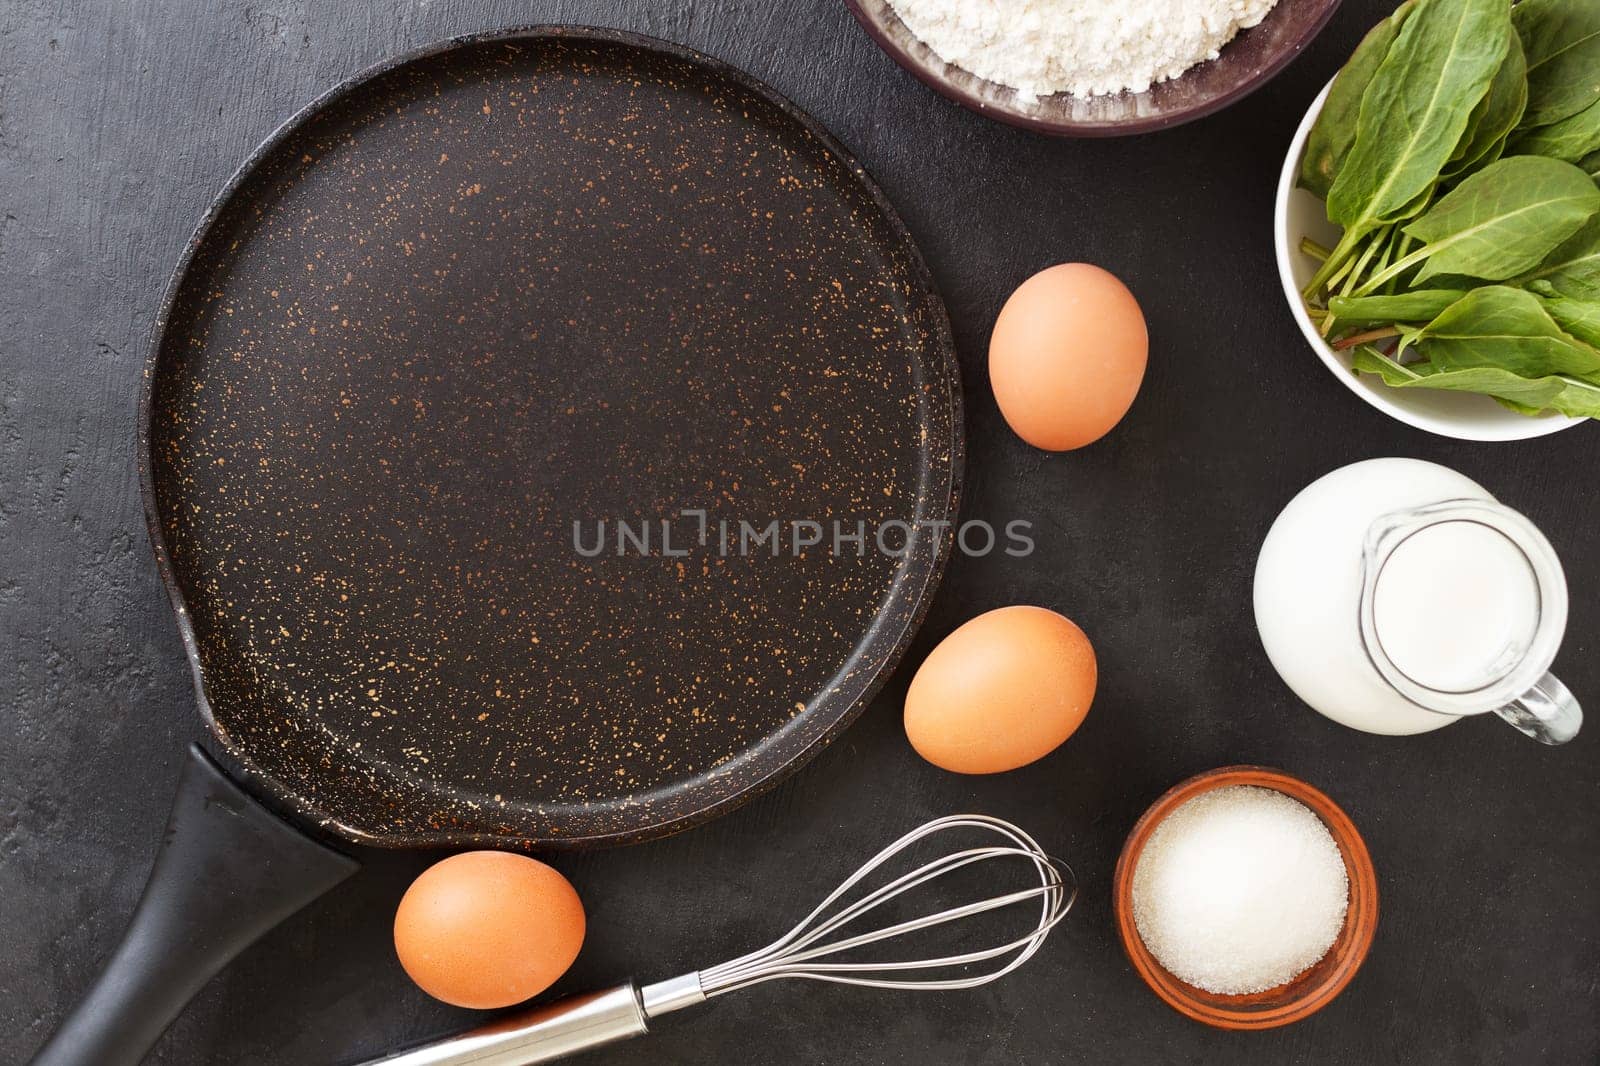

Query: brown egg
[[394, 851, 585, 1009], [904, 605, 1096, 774], [989, 263, 1148, 451]]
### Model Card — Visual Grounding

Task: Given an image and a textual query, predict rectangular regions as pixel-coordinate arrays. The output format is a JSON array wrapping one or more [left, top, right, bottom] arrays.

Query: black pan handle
[[30, 743, 360, 1066]]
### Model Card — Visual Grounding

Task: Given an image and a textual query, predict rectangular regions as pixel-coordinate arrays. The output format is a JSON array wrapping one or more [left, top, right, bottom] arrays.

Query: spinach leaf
[[1510, 95, 1600, 162], [1326, 0, 1509, 232], [1327, 289, 1465, 330], [1582, 149, 1600, 180], [1399, 156, 1600, 284], [1512, 0, 1600, 128], [1541, 293, 1600, 347], [1519, 212, 1600, 298], [1493, 396, 1547, 416], [1352, 346, 1600, 416], [1300, 1, 1416, 199], [1412, 284, 1600, 377], [1443, 26, 1528, 181]]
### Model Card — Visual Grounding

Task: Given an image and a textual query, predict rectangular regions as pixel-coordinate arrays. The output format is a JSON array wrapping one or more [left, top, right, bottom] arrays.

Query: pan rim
[[139, 23, 964, 849]]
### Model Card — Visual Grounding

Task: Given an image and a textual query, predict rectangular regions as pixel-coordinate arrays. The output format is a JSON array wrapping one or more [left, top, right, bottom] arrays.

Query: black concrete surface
[[2, 1, 1595, 1064]]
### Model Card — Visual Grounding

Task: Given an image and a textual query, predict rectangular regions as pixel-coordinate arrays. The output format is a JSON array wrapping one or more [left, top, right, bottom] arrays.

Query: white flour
[[887, 0, 1280, 100]]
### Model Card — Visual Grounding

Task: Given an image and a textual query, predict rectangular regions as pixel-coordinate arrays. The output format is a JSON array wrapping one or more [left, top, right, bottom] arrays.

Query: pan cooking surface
[[146, 29, 959, 845]]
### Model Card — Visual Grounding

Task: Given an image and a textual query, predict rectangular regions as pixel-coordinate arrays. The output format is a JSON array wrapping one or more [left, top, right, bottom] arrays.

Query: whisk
[[372, 814, 1076, 1065]]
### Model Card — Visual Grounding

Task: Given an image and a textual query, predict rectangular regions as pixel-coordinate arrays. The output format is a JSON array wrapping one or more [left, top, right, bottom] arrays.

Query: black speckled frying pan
[[34, 26, 959, 1066]]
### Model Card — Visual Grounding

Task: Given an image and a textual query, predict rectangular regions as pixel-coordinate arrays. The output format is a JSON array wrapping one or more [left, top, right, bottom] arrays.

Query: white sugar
[[1131, 785, 1348, 995]]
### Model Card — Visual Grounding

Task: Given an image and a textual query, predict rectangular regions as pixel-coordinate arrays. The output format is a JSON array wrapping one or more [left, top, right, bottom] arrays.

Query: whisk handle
[[365, 984, 649, 1066]]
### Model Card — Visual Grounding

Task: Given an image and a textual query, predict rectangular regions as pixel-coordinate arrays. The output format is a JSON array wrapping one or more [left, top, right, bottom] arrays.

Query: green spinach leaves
[[1299, 0, 1600, 419]]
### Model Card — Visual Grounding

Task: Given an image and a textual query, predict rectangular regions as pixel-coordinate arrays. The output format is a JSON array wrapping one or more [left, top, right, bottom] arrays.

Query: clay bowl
[[844, 0, 1343, 136], [1112, 766, 1377, 1029]]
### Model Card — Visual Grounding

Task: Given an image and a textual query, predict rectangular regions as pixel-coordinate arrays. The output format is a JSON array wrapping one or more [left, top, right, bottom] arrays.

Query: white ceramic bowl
[[1274, 83, 1587, 442]]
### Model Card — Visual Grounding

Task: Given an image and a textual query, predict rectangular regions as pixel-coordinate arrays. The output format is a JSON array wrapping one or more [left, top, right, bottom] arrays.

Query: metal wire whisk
[[694, 813, 1074, 998], [376, 814, 1076, 1066]]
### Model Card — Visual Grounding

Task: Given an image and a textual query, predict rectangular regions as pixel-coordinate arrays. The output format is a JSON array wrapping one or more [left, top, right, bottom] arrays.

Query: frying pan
[[33, 26, 960, 1066]]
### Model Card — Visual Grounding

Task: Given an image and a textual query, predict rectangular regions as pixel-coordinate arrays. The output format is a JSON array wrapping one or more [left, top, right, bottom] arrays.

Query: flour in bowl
[[886, 0, 1280, 100]]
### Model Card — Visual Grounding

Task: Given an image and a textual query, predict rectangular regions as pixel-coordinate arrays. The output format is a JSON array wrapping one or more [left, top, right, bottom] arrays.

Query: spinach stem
[[1299, 237, 1333, 262], [1374, 227, 1403, 290], [1333, 326, 1404, 350], [1319, 252, 1362, 320], [1303, 225, 1371, 302], [1387, 234, 1415, 294], [1355, 240, 1433, 296], [1340, 229, 1386, 298]]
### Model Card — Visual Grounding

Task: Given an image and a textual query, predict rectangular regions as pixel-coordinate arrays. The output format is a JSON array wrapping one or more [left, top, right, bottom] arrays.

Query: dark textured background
[[1, 1, 1595, 1063]]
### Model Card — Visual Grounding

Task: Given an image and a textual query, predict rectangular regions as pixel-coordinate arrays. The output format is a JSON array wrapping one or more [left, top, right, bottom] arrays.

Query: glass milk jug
[[1253, 458, 1581, 743]]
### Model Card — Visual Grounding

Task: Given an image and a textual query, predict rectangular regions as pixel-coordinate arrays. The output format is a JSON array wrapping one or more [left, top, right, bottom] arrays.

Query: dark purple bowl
[[845, 0, 1344, 137]]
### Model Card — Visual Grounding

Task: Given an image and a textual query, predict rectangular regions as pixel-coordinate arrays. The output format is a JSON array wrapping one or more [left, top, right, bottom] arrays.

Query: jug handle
[[1496, 672, 1582, 746]]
